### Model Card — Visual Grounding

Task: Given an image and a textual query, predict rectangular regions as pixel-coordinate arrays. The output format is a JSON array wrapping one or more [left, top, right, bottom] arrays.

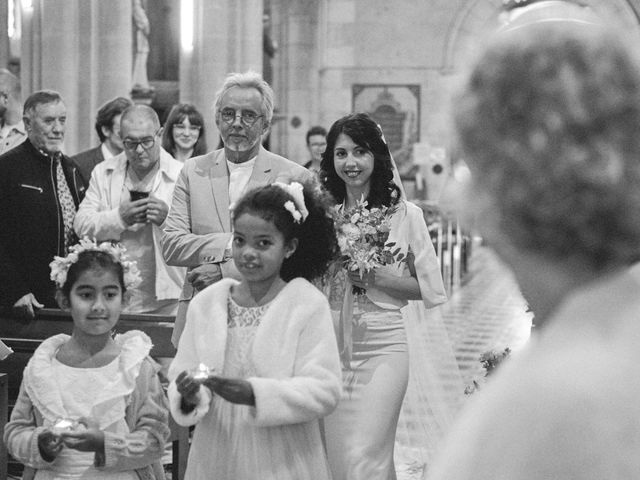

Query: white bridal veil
[[389, 152, 465, 474]]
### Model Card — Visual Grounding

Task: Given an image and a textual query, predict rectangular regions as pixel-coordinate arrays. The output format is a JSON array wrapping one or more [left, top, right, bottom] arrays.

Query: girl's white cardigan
[[168, 277, 342, 427]]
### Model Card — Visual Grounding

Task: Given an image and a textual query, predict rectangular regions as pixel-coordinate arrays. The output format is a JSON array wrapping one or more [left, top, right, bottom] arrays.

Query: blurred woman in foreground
[[428, 22, 640, 480]]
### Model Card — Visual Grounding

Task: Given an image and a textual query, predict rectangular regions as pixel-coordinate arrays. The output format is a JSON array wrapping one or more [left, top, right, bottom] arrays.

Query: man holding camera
[[74, 104, 185, 314]]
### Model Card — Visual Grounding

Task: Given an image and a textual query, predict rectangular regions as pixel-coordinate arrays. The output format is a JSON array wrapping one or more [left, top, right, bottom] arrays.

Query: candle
[[52, 418, 75, 432], [191, 363, 211, 381]]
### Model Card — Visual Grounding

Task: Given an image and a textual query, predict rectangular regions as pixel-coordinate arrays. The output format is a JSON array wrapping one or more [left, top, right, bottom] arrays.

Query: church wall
[[272, 0, 492, 172]]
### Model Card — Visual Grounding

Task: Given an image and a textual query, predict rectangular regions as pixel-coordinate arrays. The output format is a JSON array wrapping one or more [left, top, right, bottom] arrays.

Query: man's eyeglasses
[[173, 124, 202, 134], [220, 108, 263, 126], [122, 129, 161, 151]]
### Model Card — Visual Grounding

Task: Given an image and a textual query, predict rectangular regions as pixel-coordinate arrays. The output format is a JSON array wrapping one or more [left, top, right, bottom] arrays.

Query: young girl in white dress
[[167, 181, 342, 480], [3, 239, 171, 479]]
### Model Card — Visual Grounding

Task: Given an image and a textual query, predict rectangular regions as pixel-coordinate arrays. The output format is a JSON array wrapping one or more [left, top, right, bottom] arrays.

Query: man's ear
[[156, 126, 164, 138], [100, 125, 111, 139], [23, 115, 31, 131], [55, 290, 70, 311], [261, 120, 271, 136]]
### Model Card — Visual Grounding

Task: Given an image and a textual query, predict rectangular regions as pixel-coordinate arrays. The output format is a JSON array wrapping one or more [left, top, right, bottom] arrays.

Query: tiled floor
[[396, 245, 533, 479], [444, 244, 533, 382]]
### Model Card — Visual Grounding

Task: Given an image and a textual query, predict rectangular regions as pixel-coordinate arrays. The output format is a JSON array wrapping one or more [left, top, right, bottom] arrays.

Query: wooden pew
[[0, 308, 188, 480]]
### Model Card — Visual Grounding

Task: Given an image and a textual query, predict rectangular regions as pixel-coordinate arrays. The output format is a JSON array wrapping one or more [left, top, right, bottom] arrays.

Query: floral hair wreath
[[49, 237, 142, 291], [273, 181, 309, 224]]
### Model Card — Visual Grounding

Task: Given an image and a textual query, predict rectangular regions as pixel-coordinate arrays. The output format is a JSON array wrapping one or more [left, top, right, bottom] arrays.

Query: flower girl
[[4, 239, 170, 479], [168, 182, 342, 480]]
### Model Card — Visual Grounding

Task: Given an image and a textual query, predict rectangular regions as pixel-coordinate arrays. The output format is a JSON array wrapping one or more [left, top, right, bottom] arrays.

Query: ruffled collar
[[24, 330, 152, 428]]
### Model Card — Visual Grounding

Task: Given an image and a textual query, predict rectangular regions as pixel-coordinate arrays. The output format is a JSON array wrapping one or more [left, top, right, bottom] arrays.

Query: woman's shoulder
[[392, 199, 421, 216]]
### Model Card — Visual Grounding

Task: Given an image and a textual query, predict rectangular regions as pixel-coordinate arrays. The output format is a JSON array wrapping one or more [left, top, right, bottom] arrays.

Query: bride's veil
[[387, 148, 465, 475]]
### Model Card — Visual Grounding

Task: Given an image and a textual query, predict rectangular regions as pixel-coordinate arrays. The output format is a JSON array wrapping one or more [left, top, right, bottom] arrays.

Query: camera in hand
[[129, 190, 150, 201]]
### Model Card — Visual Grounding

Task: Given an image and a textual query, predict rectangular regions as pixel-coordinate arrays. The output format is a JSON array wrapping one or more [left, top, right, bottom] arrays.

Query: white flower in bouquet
[[335, 198, 404, 294]]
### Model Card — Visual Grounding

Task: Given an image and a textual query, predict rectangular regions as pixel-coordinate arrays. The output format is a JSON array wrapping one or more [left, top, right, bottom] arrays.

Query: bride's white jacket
[[168, 278, 342, 427]]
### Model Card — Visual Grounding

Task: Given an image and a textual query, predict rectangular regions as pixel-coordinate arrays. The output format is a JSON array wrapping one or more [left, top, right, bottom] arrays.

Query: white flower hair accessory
[[273, 181, 309, 224], [49, 237, 142, 291]]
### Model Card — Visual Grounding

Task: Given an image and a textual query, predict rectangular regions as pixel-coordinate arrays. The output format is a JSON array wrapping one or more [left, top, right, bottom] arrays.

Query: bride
[[320, 112, 462, 479]]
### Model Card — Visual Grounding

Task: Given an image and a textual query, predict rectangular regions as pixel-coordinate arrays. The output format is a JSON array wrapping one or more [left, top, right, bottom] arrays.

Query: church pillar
[[0, 0, 9, 69], [270, 0, 321, 163], [180, 0, 263, 151], [20, 0, 132, 154]]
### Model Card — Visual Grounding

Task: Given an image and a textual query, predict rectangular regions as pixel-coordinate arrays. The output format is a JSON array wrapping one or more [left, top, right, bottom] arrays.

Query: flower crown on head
[[273, 181, 309, 224], [49, 237, 142, 291]]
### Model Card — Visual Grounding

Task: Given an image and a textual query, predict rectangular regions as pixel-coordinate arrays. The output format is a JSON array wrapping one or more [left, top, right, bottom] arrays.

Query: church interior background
[[2, 1, 640, 478], [1, 0, 638, 199]]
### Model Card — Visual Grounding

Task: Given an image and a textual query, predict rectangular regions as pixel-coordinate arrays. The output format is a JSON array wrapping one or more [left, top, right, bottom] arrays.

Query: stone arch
[[442, 0, 640, 74]]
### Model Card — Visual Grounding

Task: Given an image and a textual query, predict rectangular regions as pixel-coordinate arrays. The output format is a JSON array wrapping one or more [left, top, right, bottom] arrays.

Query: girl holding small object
[[320, 113, 459, 479], [3, 239, 171, 480], [167, 181, 342, 480]]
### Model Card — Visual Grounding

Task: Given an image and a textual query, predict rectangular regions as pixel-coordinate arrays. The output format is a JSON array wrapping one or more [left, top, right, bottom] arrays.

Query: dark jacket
[[0, 139, 87, 308], [71, 145, 104, 185]]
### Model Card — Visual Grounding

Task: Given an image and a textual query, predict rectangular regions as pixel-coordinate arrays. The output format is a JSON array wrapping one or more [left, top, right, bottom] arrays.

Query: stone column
[[0, 0, 9, 69], [20, 0, 132, 154], [180, 0, 263, 151], [270, 0, 321, 162]]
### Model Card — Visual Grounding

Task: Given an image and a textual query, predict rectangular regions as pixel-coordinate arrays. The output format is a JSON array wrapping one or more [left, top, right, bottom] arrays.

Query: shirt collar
[[226, 155, 257, 170], [100, 142, 116, 160], [35, 145, 63, 162]]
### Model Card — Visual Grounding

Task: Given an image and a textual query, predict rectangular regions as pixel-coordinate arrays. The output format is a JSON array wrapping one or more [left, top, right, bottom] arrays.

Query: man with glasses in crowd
[[162, 70, 312, 346], [72, 96, 134, 185], [0, 68, 26, 155], [74, 104, 185, 314], [0, 90, 86, 317]]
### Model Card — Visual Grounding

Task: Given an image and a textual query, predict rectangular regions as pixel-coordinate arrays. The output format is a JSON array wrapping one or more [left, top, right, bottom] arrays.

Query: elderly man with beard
[[162, 70, 313, 347]]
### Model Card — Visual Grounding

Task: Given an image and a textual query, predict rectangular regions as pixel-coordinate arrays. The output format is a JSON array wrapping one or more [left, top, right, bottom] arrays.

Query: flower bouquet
[[464, 347, 511, 395], [335, 198, 405, 295]]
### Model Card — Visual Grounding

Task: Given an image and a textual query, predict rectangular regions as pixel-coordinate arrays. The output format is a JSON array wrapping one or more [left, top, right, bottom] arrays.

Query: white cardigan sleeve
[[406, 202, 447, 308], [166, 298, 213, 427], [247, 297, 342, 427]]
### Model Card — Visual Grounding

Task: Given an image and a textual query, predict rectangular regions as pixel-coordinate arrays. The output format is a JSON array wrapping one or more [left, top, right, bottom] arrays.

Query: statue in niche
[[132, 0, 153, 93]]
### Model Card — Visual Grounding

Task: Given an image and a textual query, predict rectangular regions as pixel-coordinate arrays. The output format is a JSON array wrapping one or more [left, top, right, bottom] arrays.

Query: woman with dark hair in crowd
[[162, 103, 208, 161], [320, 112, 458, 479]]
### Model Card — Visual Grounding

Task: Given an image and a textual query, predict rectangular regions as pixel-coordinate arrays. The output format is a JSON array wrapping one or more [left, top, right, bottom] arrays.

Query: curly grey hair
[[454, 23, 640, 270]]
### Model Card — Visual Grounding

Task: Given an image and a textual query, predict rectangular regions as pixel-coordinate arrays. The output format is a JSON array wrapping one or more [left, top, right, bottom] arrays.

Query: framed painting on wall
[[352, 84, 421, 179]]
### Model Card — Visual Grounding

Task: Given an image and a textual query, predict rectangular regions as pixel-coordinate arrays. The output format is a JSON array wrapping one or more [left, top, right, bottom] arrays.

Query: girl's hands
[[204, 376, 255, 406], [37, 429, 64, 461], [60, 429, 105, 453], [176, 370, 202, 412], [60, 417, 104, 453]]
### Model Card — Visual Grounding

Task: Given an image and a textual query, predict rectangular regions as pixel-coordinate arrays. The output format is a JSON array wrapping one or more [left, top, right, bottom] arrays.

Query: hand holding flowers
[[335, 198, 405, 294]]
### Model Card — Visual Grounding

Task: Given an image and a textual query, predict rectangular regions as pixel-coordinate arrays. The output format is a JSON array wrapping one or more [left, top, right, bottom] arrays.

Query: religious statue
[[132, 0, 152, 93]]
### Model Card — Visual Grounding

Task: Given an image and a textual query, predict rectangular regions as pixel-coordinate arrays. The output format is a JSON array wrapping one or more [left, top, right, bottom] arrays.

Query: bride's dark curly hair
[[320, 113, 401, 209]]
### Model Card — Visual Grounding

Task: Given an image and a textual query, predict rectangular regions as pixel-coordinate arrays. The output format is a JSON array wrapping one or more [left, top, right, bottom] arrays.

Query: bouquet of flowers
[[335, 198, 404, 295], [464, 347, 511, 395]]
